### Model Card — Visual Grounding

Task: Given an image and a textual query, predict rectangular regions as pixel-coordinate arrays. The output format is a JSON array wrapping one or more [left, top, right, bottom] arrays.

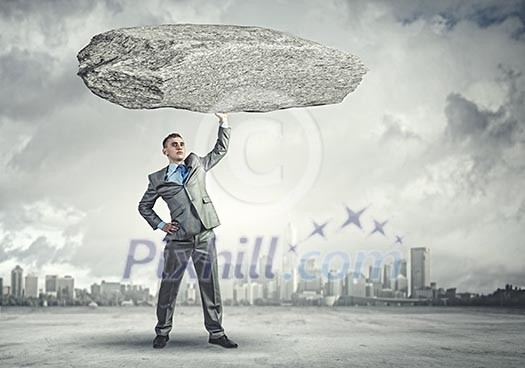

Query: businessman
[[138, 112, 237, 349]]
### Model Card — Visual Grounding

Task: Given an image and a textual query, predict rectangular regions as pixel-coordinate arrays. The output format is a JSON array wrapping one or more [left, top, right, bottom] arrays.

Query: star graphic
[[340, 204, 368, 230], [393, 235, 404, 245], [307, 220, 330, 240], [288, 243, 298, 254], [368, 218, 388, 237]]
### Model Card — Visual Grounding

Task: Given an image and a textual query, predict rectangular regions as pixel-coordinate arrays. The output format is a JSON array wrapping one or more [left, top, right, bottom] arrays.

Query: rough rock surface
[[77, 24, 368, 113]]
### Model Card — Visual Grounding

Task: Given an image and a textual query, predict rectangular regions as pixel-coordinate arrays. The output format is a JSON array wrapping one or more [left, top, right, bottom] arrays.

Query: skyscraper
[[383, 264, 392, 289], [395, 275, 408, 295], [100, 280, 120, 297], [368, 265, 381, 283], [281, 222, 299, 300], [25, 275, 39, 298], [394, 259, 407, 278], [0, 277, 3, 305], [90, 283, 101, 299], [259, 254, 270, 299], [410, 247, 430, 297], [45, 275, 58, 295], [368, 265, 382, 297], [324, 269, 343, 297], [11, 265, 23, 298], [343, 271, 367, 297], [297, 258, 322, 293], [392, 259, 408, 295], [57, 275, 75, 300]]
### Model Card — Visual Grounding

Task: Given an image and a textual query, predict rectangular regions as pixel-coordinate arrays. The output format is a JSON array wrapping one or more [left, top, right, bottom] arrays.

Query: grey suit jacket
[[138, 126, 231, 241]]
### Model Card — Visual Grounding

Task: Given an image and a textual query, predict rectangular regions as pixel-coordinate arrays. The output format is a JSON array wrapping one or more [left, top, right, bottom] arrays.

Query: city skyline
[[0, 245, 510, 307]]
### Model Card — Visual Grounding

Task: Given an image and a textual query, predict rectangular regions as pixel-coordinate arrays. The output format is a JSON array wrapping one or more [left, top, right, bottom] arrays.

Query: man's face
[[163, 137, 186, 163]]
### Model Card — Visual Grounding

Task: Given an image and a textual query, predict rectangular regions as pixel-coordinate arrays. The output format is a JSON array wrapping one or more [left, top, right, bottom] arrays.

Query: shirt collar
[[167, 162, 187, 173], [167, 162, 178, 172]]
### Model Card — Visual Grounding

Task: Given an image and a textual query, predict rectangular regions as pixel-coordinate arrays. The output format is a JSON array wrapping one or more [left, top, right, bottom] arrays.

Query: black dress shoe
[[208, 335, 238, 349], [153, 335, 169, 349]]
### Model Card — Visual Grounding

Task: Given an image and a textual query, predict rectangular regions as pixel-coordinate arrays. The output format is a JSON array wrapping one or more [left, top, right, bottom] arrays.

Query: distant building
[[399, 259, 408, 278], [446, 288, 457, 299], [220, 280, 234, 303], [343, 271, 367, 297], [279, 272, 295, 301], [379, 288, 395, 298], [90, 283, 101, 299], [395, 259, 407, 278], [297, 258, 322, 294], [57, 276, 75, 300], [11, 265, 23, 298], [324, 270, 343, 298], [0, 277, 3, 304], [368, 265, 381, 283], [117, 283, 151, 304], [410, 247, 430, 298], [186, 283, 197, 304], [395, 274, 408, 295], [413, 287, 433, 299], [233, 281, 263, 305], [25, 275, 39, 298], [365, 283, 374, 297], [258, 254, 270, 298], [431, 282, 438, 299], [266, 276, 279, 300], [234, 282, 248, 304], [100, 280, 121, 296], [367, 266, 382, 297], [383, 264, 392, 289], [250, 282, 264, 303], [392, 259, 408, 297], [45, 275, 58, 296]]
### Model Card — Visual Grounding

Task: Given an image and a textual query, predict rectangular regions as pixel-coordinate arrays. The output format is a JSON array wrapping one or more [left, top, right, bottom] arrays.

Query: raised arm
[[199, 112, 231, 171]]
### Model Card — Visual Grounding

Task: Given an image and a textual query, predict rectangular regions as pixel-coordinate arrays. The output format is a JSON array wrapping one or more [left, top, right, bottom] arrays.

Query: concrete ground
[[0, 305, 524, 368]]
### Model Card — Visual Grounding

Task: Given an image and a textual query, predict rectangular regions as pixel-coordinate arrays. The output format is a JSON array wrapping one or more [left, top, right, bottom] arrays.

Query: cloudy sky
[[1, 0, 524, 295]]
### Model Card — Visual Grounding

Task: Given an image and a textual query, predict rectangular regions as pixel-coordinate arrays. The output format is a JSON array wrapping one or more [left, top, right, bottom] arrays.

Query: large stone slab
[[77, 24, 367, 113]]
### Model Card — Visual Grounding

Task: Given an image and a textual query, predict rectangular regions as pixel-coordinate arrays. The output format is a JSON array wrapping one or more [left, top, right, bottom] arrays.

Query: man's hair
[[162, 133, 184, 148]]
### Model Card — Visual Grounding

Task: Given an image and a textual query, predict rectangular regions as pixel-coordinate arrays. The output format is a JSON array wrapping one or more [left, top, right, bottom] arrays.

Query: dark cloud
[[0, 0, 97, 20], [444, 92, 523, 148], [444, 94, 492, 141], [517, 199, 525, 221], [8, 236, 59, 267], [466, 2, 525, 36], [380, 115, 422, 143], [2, 233, 80, 269], [391, 0, 525, 35], [0, 0, 205, 122], [0, 48, 86, 120], [438, 67, 525, 195]]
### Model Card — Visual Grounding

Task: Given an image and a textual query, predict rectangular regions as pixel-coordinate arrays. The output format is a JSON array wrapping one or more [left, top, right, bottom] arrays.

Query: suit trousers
[[155, 228, 225, 338]]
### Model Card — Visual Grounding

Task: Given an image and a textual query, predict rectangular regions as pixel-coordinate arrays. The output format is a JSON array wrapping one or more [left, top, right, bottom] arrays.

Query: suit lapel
[[162, 165, 169, 181], [153, 165, 169, 185], [184, 155, 197, 182]]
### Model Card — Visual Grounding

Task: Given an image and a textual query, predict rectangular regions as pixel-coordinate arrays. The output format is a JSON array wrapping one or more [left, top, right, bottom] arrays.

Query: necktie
[[175, 164, 189, 184]]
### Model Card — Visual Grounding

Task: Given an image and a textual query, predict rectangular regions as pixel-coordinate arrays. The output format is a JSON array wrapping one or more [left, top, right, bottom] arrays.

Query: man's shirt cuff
[[157, 221, 166, 230]]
